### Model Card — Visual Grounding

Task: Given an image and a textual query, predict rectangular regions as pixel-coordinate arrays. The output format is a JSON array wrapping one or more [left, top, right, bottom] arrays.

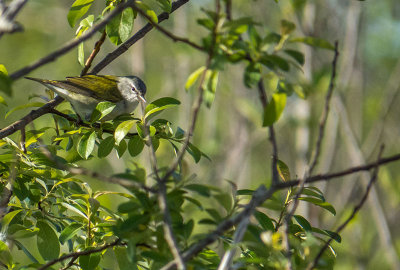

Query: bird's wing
[[64, 75, 123, 102]]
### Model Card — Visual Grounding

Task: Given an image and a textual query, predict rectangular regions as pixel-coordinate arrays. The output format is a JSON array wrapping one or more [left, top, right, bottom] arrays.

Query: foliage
[[0, 0, 397, 269]]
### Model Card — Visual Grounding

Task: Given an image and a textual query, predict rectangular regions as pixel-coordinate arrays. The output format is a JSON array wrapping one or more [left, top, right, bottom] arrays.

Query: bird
[[26, 75, 147, 121]]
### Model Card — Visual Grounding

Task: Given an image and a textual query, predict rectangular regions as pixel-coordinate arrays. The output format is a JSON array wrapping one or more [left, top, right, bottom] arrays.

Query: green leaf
[[98, 136, 115, 158], [280, 20, 296, 35], [67, 0, 94, 28], [59, 223, 83, 244], [5, 102, 44, 118], [77, 131, 96, 159], [116, 139, 127, 158], [204, 70, 219, 108], [293, 215, 312, 231], [298, 197, 336, 215], [2, 209, 22, 227], [78, 42, 85, 67], [244, 63, 261, 88], [277, 159, 290, 181], [128, 136, 144, 157], [290, 37, 335, 50], [254, 211, 275, 231], [284, 49, 305, 65], [0, 65, 12, 96], [0, 240, 13, 268], [184, 184, 211, 197], [144, 97, 181, 119], [135, 2, 158, 23], [80, 249, 101, 270], [106, 7, 135, 45], [156, 0, 171, 13], [261, 55, 290, 72], [90, 101, 116, 122], [237, 189, 254, 195], [115, 120, 136, 145], [0, 94, 7, 106], [37, 220, 60, 260], [312, 227, 341, 243], [119, 8, 135, 42], [186, 143, 202, 163], [114, 246, 138, 270], [263, 92, 287, 126], [185, 66, 206, 91]]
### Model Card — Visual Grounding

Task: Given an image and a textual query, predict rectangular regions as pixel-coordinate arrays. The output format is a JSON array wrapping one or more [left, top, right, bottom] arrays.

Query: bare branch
[[0, 96, 64, 139], [275, 152, 400, 189], [306, 145, 385, 270], [131, 3, 204, 52], [257, 79, 279, 185], [10, 0, 135, 80], [90, 0, 191, 74], [309, 41, 339, 174], [37, 239, 123, 270]]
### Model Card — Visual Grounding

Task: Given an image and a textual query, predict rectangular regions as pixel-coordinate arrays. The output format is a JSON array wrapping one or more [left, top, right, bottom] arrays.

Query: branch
[[131, 2, 204, 52], [280, 42, 340, 268], [0, 96, 64, 139], [257, 79, 279, 185], [161, 186, 276, 270], [309, 41, 339, 174], [37, 239, 123, 270], [9, 0, 134, 80], [80, 30, 107, 76], [140, 101, 186, 269], [306, 146, 385, 270], [275, 152, 400, 189], [90, 0, 191, 74], [0, 0, 27, 37], [161, 151, 400, 269]]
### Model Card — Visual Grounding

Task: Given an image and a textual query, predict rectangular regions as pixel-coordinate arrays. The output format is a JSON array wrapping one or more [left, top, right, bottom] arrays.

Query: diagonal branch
[[306, 145, 385, 270], [10, 0, 134, 80], [309, 41, 340, 174], [131, 2, 204, 52], [90, 0, 191, 74]]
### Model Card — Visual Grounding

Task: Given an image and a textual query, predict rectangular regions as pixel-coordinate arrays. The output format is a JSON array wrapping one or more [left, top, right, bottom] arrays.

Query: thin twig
[[258, 79, 279, 184], [37, 239, 123, 270], [309, 41, 339, 174], [90, 0, 191, 74], [159, 0, 220, 184], [141, 100, 186, 269], [10, 0, 134, 80], [80, 30, 107, 76], [306, 145, 385, 270], [279, 42, 340, 269], [131, 3, 204, 52], [274, 152, 400, 189]]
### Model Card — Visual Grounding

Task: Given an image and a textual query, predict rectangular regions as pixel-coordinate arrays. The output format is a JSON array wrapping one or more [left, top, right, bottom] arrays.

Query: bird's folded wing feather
[[64, 75, 123, 102]]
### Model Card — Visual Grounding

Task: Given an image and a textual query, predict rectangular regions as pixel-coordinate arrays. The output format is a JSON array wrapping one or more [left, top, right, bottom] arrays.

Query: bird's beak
[[138, 95, 146, 104]]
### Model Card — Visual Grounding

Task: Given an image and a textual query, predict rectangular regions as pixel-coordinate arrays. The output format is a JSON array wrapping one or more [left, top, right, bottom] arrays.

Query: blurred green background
[[1, 0, 400, 269]]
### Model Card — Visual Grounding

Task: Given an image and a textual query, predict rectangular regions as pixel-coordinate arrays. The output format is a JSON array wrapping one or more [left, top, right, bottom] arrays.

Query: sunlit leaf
[[290, 37, 335, 50], [77, 131, 96, 159], [115, 120, 136, 145], [263, 92, 287, 126], [67, 0, 94, 28], [185, 66, 206, 91]]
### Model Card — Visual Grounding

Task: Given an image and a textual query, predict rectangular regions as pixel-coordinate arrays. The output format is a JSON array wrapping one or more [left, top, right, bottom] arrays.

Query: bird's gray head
[[118, 76, 147, 103]]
